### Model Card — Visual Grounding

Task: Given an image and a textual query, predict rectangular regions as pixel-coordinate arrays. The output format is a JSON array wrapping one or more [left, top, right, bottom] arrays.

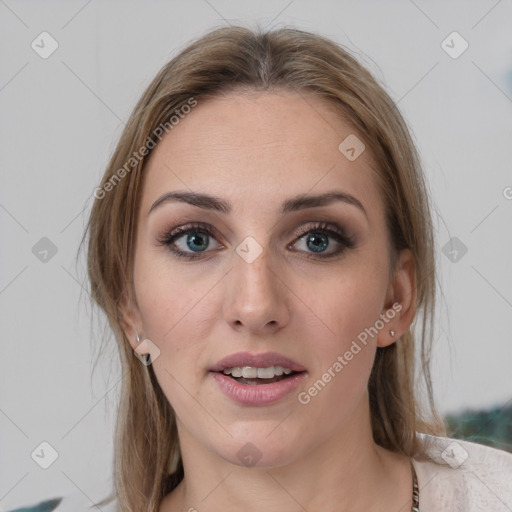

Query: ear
[[377, 248, 417, 348], [118, 289, 144, 352]]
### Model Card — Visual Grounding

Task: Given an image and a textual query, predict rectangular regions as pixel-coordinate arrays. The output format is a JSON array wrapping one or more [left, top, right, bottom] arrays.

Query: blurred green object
[[444, 403, 512, 453], [7, 498, 62, 512]]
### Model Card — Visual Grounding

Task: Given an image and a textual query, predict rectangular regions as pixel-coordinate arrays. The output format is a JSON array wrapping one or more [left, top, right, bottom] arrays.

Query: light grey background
[[1, 0, 511, 508]]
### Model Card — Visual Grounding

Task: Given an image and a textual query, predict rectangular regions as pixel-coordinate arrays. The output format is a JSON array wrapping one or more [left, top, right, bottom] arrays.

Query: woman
[[11, 26, 512, 512]]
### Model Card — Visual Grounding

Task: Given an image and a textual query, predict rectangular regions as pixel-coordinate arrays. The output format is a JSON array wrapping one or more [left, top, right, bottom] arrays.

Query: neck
[[161, 398, 412, 512]]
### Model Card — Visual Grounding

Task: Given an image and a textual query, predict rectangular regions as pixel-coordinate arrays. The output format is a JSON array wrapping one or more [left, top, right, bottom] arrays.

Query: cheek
[[305, 255, 389, 349], [134, 263, 213, 418], [299, 256, 388, 405], [297, 347, 376, 438], [297, 274, 383, 421], [132, 248, 223, 387], [133, 244, 212, 339]]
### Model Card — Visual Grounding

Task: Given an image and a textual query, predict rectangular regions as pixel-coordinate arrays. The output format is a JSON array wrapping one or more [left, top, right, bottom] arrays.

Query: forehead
[[141, 90, 384, 219]]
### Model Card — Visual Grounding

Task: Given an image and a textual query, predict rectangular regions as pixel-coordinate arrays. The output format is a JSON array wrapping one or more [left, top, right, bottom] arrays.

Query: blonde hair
[[83, 25, 445, 512]]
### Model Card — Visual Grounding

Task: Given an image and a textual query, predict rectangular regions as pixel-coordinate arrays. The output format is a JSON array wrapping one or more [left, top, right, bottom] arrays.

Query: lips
[[209, 351, 307, 405]]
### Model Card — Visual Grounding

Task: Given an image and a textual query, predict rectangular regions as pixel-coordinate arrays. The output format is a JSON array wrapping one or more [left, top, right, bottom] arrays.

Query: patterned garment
[[411, 461, 420, 511]]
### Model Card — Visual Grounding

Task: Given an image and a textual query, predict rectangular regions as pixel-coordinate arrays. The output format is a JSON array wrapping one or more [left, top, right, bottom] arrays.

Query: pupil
[[307, 233, 328, 252], [187, 232, 208, 252]]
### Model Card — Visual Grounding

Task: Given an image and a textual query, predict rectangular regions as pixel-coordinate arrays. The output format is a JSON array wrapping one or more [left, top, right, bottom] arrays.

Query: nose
[[223, 247, 291, 335]]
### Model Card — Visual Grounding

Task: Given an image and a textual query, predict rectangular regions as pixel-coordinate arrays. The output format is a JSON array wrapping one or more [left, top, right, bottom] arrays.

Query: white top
[[412, 434, 512, 511], [8, 435, 512, 511]]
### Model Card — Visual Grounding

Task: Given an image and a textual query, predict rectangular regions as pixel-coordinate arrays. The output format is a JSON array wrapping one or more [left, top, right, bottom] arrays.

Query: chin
[[212, 427, 303, 469]]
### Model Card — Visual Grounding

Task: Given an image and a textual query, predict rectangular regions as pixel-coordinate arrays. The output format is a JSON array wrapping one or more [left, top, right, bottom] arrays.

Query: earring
[[134, 334, 151, 365], [389, 330, 396, 337]]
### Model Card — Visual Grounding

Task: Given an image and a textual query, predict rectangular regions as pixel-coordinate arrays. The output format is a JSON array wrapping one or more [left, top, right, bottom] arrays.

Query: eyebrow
[[148, 190, 367, 219]]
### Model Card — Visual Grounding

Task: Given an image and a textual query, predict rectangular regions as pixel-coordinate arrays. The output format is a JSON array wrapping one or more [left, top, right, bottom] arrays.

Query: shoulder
[[413, 433, 512, 512], [5, 490, 119, 512]]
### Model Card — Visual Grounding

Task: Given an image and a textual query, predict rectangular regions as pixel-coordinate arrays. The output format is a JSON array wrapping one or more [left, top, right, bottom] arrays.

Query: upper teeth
[[223, 366, 293, 378]]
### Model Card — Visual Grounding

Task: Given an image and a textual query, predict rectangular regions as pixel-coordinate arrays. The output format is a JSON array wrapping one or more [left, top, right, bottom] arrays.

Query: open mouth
[[210, 354, 308, 405], [220, 366, 303, 385]]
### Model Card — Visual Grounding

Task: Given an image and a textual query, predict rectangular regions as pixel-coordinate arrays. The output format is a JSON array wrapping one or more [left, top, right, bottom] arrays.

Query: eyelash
[[156, 221, 355, 261]]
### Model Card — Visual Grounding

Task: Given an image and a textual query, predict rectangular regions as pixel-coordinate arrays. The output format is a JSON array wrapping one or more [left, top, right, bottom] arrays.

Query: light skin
[[120, 89, 417, 511]]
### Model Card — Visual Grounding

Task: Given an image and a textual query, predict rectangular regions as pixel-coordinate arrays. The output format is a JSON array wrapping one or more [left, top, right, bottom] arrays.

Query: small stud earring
[[136, 333, 141, 343], [390, 330, 396, 337]]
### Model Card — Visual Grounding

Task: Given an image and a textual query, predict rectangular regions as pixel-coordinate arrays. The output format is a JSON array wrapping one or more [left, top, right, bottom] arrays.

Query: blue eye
[[157, 222, 354, 260], [292, 222, 354, 259], [158, 224, 220, 259], [181, 231, 210, 252], [298, 231, 331, 253]]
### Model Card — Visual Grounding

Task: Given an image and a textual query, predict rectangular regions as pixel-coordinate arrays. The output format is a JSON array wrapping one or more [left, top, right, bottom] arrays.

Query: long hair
[[82, 25, 445, 512]]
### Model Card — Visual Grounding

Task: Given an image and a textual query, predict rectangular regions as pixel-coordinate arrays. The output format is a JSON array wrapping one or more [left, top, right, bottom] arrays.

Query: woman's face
[[125, 89, 409, 468]]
